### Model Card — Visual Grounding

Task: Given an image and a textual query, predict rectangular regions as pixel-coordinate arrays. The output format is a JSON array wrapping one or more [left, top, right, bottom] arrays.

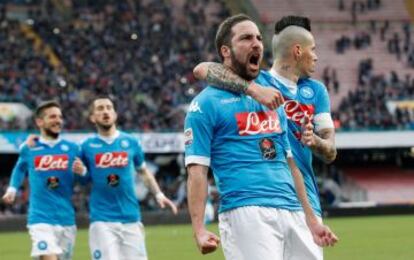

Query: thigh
[[119, 222, 148, 260], [57, 226, 76, 260], [28, 224, 62, 258], [89, 222, 120, 260], [283, 211, 323, 260], [218, 206, 284, 260]]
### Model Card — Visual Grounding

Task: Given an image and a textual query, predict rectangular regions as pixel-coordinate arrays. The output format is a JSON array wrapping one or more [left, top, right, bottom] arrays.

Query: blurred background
[[0, 0, 414, 258]]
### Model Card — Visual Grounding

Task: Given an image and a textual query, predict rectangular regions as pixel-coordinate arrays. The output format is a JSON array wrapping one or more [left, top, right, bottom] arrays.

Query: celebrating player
[[81, 97, 177, 260], [185, 14, 337, 260], [194, 15, 337, 224], [2, 101, 85, 260]]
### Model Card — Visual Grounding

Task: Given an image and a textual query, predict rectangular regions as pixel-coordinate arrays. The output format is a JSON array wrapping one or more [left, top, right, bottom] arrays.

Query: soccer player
[[81, 97, 177, 260], [193, 15, 336, 221], [185, 14, 337, 260], [2, 101, 85, 260]]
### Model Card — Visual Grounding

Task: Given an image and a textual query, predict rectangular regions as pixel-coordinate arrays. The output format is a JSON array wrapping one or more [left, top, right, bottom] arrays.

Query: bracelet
[[155, 192, 166, 201]]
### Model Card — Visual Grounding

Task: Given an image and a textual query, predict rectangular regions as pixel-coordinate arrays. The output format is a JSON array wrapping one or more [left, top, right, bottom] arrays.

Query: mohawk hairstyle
[[274, 16, 311, 34]]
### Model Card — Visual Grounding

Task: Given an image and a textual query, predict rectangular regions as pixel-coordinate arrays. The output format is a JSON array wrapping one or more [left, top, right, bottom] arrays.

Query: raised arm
[[193, 62, 284, 110], [2, 151, 28, 204], [187, 164, 220, 254]]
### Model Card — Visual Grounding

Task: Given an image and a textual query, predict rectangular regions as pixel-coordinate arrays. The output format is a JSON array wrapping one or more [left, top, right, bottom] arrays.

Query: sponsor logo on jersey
[[299, 86, 315, 99], [184, 128, 193, 145], [284, 100, 315, 126], [188, 101, 203, 113], [236, 111, 282, 136], [47, 176, 60, 189], [89, 143, 103, 148], [259, 137, 276, 160], [34, 155, 69, 171], [220, 97, 241, 104], [95, 152, 128, 168], [107, 174, 120, 187]]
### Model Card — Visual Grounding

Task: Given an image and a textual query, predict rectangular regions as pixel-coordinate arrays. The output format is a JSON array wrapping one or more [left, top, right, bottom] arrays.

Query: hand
[[26, 134, 39, 148], [245, 82, 284, 110], [155, 193, 178, 215], [307, 218, 339, 247], [2, 191, 16, 204], [194, 229, 220, 254], [301, 115, 315, 147], [72, 157, 86, 176]]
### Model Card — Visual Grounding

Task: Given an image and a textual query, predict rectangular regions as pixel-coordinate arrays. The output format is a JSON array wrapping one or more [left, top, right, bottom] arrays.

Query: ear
[[293, 44, 302, 60], [114, 112, 118, 122], [89, 114, 96, 124], [221, 45, 231, 59], [35, 118, 43, 128]]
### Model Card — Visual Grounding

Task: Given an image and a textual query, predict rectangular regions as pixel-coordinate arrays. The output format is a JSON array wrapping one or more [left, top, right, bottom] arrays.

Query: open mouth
[[248, 53, 260, 69]]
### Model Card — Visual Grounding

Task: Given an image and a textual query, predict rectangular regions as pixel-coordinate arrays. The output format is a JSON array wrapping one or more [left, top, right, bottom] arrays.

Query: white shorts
[[28, 223, 76, 260], [89, 221, 147, 260], [218, 206, 323, 260]]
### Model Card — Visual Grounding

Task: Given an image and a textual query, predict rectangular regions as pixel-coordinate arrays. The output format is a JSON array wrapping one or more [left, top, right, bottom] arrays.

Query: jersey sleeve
[[77, 141, 91, 184], [184, 98, 215, 167], [9, 145, 29, 190], [314, 83, 334, 132], [278, 106, 293, 158], [133, 138, 146, 170]]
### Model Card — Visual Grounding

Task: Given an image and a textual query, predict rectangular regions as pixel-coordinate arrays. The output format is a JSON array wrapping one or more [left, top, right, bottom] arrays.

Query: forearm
[[187, 165, 209, 234], [194, 62, 248, 94], [310, 130, 337, 163], [140, 167, 162, 195], [287, 158, 318, 222]]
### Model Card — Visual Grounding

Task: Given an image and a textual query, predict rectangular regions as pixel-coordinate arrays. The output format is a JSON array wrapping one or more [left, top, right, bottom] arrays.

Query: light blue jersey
[[9, 139, 80, 225], [184, 86, 302, 213], [257, 70, 334, 216], [80, 131, 145, 223]]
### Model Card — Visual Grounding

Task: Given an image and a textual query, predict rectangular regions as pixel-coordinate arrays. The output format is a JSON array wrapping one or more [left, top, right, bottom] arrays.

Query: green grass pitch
[[0, 215, 413, 259]]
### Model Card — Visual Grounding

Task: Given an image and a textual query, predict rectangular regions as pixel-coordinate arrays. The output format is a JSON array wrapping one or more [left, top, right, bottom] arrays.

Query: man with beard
[[194, 16, 337, 226], [80, 97, 177, 260], [185, 14, 337, 260], [2, 101, 86, 260]]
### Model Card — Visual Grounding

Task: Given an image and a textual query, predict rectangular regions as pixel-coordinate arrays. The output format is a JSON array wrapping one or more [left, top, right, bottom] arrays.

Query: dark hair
[[274, 16, 311, 34], [88, 95, 117, 115], [215, 14, 253, 61], [35, 100, 61, 118]]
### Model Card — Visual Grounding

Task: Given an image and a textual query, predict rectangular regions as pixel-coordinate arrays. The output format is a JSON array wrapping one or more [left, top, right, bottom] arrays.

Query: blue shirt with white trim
[[80, 131, 145, 223], [9, 139, 80, 225], [256, 70, 334, 216], [184, 86, 302, 213]]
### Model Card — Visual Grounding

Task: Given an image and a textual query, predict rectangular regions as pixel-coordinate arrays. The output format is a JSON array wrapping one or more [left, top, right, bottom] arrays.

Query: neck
[[97, 125, 117, 137], [272, 60, 300, 83]]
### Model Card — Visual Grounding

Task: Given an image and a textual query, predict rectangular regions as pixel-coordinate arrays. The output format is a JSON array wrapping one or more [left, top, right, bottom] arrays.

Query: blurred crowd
[[0, 0, 229, 131]]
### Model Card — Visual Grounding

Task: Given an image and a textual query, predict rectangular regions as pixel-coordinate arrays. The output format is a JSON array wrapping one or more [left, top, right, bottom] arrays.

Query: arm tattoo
[[205, 63, 249, 94], [310, 128, 337, 163]]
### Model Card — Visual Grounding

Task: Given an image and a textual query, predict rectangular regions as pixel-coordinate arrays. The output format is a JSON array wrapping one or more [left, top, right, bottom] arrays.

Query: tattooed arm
[[301, 117, 337, 163], [193, 62, 284, 110]]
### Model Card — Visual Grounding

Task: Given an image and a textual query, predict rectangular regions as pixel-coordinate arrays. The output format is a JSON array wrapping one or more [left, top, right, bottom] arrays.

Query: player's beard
[[230, 49, 259, 81], [97, 122, 114, 131], [43, 128, 60, 139]]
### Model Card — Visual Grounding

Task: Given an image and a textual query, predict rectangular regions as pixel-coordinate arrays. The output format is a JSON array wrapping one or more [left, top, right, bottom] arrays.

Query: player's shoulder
[[80, 135, 100, 149], [60, 139, 79, 149], [299, 77, 326, 91]]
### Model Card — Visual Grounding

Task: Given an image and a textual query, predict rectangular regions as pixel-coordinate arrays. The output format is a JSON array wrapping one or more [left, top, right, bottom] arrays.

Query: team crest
[[121, 140, 129, 149], [299, 86, 314, 99], [60, 144, 69, 152], [259, 138, 276, 160], [47, 176, 60, 189], [93, 250, 102, 259], [37, 241, 48, 250], [107, 174, 120, 187]]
